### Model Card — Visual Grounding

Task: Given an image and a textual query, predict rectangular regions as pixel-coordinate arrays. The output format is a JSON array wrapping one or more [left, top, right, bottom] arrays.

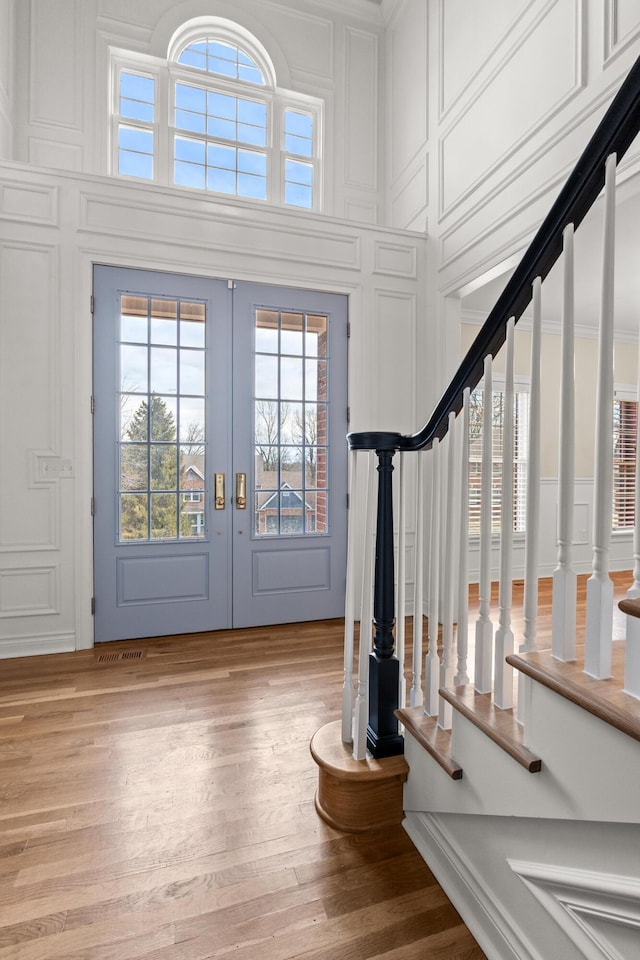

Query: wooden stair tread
[[619, 597, 640, 619], [438, 686, 542, 773], [507, 643, 640, 744], [396, 706, 463, 780]]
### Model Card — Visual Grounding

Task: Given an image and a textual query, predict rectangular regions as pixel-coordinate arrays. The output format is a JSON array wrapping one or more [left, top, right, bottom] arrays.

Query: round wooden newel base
[[310, 720, 409, 833]]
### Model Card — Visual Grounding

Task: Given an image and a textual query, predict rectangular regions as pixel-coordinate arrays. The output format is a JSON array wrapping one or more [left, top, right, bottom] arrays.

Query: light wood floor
[[0, 620, 486, 959]]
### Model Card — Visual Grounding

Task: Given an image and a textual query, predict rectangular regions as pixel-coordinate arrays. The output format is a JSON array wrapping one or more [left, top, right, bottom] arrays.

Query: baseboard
[[0, 632, 76, 659], [403, 810, 543, 960]]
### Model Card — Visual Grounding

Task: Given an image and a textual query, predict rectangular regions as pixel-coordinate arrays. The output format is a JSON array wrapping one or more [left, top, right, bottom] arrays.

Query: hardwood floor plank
[[0, 622, 485, 959]]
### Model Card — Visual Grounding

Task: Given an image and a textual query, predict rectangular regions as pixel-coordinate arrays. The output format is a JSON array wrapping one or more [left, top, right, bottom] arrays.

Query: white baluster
[[353, 451, 375, 759], [396, 451, 407, 710], [494, 319, 515, 708], [624, 338, 640, 699], [552, 226, 577, 662], [455, 388, 471, 686], [439, 412, 457, 728], [411, 452, 425, 707], [342, 450, 358, 743], [475, 356, 494, 693], [519, 278, 542, 724], [424, 439, 441, 715], [585, 153, 616, 680]]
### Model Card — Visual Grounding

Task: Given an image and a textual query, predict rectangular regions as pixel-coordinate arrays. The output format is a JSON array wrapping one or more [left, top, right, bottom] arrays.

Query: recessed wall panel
[[373, 290, 417, 433], [441, 0, 530, 114], [344, 27, 378, 190], [608, 0, 640, 54], [0, 0, 12, 100], [0, 243, 58, 550], [389, 0, 427, 184], [30, 0, 81, 129], [0, 565, 58, 616], [440, 0, 581, 215]]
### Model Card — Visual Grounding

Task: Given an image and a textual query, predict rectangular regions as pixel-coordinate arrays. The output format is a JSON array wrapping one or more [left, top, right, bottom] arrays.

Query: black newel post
[[367, 446, 404, 758]]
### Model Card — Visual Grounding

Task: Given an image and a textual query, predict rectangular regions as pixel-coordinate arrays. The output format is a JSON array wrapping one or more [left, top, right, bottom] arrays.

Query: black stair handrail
[[348, 54, 640, 454]]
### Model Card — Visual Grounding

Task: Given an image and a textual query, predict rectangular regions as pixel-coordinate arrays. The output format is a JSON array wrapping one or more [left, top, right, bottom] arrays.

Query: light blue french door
[[93, 266, 347, 642]]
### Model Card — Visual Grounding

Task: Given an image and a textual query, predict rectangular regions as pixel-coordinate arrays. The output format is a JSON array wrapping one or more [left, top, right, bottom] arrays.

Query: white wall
[[0, 0, 14, 158], [10, 0, 386, 223], [383, 0, 640, 396]]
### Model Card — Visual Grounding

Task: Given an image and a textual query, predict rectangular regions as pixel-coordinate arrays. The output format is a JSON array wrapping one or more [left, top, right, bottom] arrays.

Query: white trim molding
[[509, 859, 640, 960]]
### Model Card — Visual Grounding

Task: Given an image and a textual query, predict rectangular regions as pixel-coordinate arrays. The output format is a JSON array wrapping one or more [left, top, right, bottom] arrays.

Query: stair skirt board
[[403, 811, 640, 960], [403, 812, 541, 960]]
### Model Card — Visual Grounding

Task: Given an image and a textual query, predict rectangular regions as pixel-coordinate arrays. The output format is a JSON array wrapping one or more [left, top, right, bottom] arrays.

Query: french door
[[93, 265, 348, 642]]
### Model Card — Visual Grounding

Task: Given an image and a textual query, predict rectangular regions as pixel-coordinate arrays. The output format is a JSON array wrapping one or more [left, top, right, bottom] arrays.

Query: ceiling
[[460, 165, 640, 340]]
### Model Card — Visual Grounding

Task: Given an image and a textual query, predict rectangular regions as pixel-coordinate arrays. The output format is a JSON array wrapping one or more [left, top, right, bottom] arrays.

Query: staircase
[[313, 55, 640, 960]]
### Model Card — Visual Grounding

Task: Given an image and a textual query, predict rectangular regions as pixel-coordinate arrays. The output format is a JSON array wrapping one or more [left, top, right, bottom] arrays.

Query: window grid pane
[[178, 38, 265, 85], [174, 82, 268, 198], [118, 71, 155, 181], [254, 310, 329, 537], [118, 295, 206, 543]]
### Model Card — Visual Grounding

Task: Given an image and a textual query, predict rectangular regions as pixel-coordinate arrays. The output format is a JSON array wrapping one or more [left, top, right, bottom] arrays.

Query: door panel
[[93, 267, 347, 641], [231, 282, 347, 627], [93, 266, 232, 642]]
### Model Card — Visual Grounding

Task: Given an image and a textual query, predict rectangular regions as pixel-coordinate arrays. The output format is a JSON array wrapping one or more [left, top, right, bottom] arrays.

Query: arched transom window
[[111, 23, 321, 211]]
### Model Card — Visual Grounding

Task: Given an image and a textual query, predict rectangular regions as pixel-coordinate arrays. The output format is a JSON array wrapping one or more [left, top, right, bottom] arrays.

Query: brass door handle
[[235, 472, 247, 509], [214, 473, 225, 509]]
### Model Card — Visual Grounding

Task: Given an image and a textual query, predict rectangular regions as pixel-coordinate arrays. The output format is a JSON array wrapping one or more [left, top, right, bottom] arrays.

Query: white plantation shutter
[[613, 398, 638, 529], [468, 386, 529, 535]]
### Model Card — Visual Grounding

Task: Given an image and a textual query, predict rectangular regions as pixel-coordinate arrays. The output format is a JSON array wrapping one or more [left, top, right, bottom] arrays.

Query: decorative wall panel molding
[[439, 0, 584, 218], [404, 812, 540, 960], [28, 137, 83, 172], [439, 0, 532, 119], [0, 564, 59, 617], [390, 156, 428, 231], [97, 0, 162, 30], [0, 178, 58, 225], [264, 5, 334, 81], [344, 199, 378, 224], [80, 193, 363, 271], [509, 859, 640, 960], [29, 0, 82, 131], [0, 0, 13, 100], [372, 289, 417, 432], [373, 240, 418, 279], [605, 0, 640, 62], [388, 0, 428, 185], [344, 27, 378, 191], [0, 242, 60, 551], [0, 630, 75, 658]]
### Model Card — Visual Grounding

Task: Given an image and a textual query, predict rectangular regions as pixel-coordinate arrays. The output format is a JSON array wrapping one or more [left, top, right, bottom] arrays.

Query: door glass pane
[[255, 354, 278, 398], [306, 315, 327, 357], [180, 301, 205, 347], [121, 345, 148, 393], [281, 357, 303, 400], [151, 299, 178, 344], [117, 294, 207, 542], [254, 308, 329, 537], [150, 347, 178, 394], [255, 310, 278, 353], [180, 349, 205, 395], [280, 312, 303, 355], [151, 493, 177, 539]]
